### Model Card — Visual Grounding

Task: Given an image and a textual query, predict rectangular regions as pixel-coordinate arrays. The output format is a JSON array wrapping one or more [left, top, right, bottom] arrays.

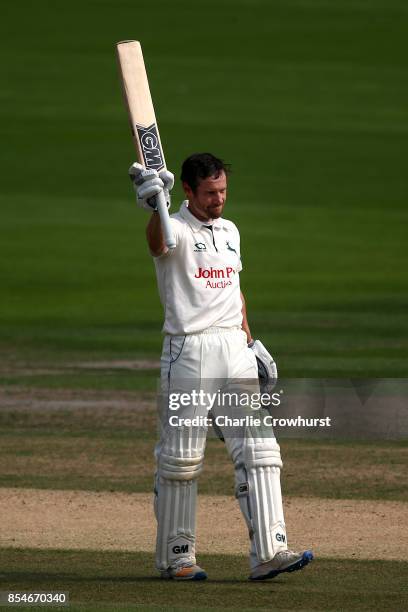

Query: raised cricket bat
[[116, 40, 176, 249]]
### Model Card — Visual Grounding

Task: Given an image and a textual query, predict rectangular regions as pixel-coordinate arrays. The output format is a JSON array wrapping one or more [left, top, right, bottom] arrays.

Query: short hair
[[180, 153, 230, 193]]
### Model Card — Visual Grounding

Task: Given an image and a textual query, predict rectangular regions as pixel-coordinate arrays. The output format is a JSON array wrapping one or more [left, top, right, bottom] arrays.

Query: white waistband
[[169, 326, 242, 337], [199, 326, 241, 335]]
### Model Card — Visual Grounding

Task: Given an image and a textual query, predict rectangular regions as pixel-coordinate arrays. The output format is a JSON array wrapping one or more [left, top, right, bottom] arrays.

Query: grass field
[[1, 393, 407, 500], [1, 1, 408, 610], [2, 550, 407, 611], [1, 0, 408, 376], [0, 388, 407, 610]]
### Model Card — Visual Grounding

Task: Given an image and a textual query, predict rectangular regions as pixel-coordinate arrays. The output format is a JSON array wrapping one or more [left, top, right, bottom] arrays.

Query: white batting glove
[[129, 162, 174, 212], [248, 339, 278, 394]]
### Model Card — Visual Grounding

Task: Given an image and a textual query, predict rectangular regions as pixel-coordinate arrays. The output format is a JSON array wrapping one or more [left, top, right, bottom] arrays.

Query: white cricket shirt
[[153, 201, 243, 335]]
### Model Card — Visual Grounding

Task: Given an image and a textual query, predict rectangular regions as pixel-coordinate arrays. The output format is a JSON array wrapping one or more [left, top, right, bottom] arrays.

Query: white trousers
[[154, 327, 287, 571]]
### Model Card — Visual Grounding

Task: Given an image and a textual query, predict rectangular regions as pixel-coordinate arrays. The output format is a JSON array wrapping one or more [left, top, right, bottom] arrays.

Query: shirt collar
[[179, 200, 227, 233]]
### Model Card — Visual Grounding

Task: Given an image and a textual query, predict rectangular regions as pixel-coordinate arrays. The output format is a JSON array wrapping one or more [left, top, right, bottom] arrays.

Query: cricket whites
[[116, 40, 176, 249]]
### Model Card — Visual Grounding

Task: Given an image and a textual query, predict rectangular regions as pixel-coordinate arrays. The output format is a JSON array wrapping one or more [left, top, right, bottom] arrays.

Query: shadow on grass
[[1, 548, 407, 611]]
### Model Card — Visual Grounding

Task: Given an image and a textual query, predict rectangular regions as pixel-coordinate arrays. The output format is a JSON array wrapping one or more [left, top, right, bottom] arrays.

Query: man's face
[[183, 171, 227, 221]]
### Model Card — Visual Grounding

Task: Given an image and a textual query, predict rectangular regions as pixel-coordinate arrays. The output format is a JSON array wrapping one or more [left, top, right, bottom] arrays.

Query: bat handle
[[155, 190, 176, 249]]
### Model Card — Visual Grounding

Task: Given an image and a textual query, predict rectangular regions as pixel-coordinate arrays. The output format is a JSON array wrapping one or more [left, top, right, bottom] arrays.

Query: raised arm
[[128, 162, 174, 256], [146, 212, 166, 257]]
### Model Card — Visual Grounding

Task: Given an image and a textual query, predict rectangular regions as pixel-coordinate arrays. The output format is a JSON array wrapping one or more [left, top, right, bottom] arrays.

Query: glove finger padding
[[128, 163, 173, 212], [137, 176, 164, 200], [139, 168, 159, 182], [128, 162, 145, 184], [159, 169, 174, 191]]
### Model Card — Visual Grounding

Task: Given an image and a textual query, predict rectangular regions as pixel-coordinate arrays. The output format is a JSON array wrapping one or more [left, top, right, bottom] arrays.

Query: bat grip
[[155, 190, 176, 249]]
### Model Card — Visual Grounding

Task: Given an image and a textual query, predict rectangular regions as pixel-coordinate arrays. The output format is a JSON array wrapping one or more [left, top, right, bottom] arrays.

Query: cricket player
[[129, 153, 313, 581]]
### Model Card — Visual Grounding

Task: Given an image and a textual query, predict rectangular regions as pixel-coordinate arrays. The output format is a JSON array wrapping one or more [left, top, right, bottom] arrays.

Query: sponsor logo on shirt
[[194, 267, 234, 279], [194, 266, 235, 289], [194, 242, 207, 252]]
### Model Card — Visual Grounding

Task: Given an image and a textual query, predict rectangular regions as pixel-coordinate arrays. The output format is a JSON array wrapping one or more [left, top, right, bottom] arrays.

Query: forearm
[[240, 291, 253, 344], [146, 211, 166, 256]]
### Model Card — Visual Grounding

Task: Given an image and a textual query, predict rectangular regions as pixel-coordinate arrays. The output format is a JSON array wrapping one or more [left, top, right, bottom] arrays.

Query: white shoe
[[160, 563, 207, 581], [249, 549, 313, 581]]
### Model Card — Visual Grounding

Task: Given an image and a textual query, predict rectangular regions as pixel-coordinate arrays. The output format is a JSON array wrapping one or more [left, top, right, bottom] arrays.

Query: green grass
[[0, 549, 407, 611], [0, 370, 159, 392], [1, 0, 408, 376], [1, 397, 406, 500]]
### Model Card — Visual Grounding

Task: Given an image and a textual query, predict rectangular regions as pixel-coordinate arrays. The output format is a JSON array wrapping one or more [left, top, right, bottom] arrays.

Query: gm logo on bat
[[136, 123, 164, 170]]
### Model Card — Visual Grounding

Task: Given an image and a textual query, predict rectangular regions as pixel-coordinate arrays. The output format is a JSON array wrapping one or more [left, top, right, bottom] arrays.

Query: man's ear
[[182, 181, 194, 198]]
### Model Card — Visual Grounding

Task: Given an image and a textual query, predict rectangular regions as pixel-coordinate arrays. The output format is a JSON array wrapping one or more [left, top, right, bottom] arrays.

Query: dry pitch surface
[[0, 488, 407, 561]]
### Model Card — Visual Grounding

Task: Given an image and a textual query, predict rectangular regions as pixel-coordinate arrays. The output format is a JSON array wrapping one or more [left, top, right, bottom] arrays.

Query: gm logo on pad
[[172, 544, 189, 554]]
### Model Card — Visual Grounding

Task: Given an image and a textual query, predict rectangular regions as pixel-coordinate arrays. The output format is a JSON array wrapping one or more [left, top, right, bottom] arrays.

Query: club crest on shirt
[[226, 240, 237, 254]]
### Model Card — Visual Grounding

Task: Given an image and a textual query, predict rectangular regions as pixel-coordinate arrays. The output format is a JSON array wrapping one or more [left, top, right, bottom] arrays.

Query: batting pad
[[235, 436, 287, 564], [154, 425, 206, 570]]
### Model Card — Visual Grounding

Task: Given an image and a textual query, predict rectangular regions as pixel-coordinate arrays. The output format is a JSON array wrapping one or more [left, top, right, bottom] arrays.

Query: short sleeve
[[234, 223, 242, 272]]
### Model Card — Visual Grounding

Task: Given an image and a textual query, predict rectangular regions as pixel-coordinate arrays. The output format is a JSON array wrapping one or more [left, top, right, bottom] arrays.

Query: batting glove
[[248, 339, 278, 395], [129, 162, 174, 212]]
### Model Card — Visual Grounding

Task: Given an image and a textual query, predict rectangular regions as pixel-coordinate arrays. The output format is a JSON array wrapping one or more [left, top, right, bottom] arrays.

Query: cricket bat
[[116, 40, 176, 249]]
